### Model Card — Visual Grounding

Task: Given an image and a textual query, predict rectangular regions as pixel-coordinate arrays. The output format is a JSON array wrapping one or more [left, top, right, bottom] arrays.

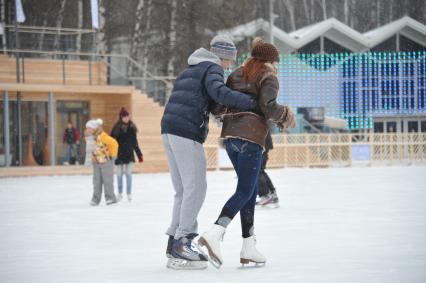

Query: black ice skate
[[167, 235, 208, 270], [166, 235, 174, 259], [171, 235, 208, 261]]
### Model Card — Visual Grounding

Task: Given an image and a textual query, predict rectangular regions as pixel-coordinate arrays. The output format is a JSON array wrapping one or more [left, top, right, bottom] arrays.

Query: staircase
[[130, 90, 169, 173], [130, 90, 222, 173]]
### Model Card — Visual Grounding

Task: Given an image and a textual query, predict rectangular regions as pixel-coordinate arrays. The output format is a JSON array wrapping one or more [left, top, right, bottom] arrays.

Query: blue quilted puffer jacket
[[161, 48, 256, 144]]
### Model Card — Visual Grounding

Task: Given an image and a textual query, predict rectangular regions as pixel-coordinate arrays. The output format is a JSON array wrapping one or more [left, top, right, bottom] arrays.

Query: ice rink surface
[[0, 166, 425, 283]]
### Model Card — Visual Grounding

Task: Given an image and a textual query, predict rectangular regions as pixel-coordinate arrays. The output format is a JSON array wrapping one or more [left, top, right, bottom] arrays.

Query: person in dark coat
[[110, 107, 143, 202], [256, 129, 279, 207], [63, 121, 80, 165], [161, 34, 258, 269]]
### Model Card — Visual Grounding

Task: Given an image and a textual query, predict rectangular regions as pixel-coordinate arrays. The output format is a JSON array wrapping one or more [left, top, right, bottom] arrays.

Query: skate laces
[[221, 232, 225, 242]]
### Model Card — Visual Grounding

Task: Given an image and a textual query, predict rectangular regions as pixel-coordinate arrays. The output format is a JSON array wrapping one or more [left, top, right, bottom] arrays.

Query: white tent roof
[[364, 16, 426, 47], [218, 16, 426, 53]]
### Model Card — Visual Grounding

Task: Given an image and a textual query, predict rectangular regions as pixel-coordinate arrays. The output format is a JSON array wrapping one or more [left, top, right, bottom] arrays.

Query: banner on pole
[[15, 0, 26, 23], [90, 0, 99, 29], [0, 23, 4, 35]]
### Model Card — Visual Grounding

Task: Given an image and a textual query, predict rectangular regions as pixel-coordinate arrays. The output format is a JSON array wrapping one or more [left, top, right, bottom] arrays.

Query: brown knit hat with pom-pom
[[251, 37, 280, 63]]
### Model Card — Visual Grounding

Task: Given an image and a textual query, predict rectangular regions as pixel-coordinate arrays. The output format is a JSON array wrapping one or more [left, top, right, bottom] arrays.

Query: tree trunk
[[96, 0, 106, 54], [76, 0, 83, 54], [128, 0, 145, 78], [344, 0, 349, 25], [53, 0, 67, 52], [376, 0, 380, 27], [38, 17, 48, 51], [282, 0, 296, 31], [1, 0, 7, 53], [321, 0, 327, 20], [302, 0, 310, 24], [166, 0, 177, 101], [388, 0, 393, 23], [141, 0, 153, 87], [310, 0, 315, 23]]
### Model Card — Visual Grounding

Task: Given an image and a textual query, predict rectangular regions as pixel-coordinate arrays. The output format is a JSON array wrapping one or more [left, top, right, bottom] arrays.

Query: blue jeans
[[216, 138, 263, 238], [65, 143, 78, 163], [117, 162, 134, 194]]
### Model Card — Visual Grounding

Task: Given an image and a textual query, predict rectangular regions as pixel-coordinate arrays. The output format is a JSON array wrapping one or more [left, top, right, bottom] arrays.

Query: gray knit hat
[[210, 34, 237, 61]]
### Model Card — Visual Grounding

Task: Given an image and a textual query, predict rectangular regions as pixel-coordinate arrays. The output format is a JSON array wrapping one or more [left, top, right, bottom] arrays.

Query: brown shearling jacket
[[212, 63, 296, 148]]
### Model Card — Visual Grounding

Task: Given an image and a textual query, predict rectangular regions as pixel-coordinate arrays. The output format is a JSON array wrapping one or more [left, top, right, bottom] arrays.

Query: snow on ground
[[0, 166, 425, 283]]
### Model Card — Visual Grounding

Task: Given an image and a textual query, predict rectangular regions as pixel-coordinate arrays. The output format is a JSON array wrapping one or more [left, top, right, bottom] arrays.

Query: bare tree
[[75, 0, 83, 53], [96, 0, 106, 54], [129, 0, 145, 77], [141, 0, 153, 84], [282, 0, 297, 31], [53, 0, 67, 52], [321, 0, 327, 20], [302, 0, 310, 24], [167, 0, 177, 79], [310, 0, 316, 23], [344, 0, 349, 25], [376, 0, 381, 27], [1, 0, 7, 52]]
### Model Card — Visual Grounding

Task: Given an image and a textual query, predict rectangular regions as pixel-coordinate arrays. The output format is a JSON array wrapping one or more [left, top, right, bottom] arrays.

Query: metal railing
[[0, 48, 174, 104]]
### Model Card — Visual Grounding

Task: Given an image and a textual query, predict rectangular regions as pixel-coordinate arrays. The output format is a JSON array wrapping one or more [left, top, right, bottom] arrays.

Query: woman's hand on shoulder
[[277, 106, 296, 130]]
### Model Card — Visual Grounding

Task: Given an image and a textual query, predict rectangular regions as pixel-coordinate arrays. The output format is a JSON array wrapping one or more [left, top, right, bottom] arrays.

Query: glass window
[[323, 37, 351, 54], [3, 101, 48, 166], [371, 35, 397, 52], [421, 121, 426, 133], [297, 38, 321, 54], [408, 121, 418, 133], [387, 122, 397, 133], [374, 122, 384, 133], [0, 101, 4, 166], [399, 35, 426, 52]]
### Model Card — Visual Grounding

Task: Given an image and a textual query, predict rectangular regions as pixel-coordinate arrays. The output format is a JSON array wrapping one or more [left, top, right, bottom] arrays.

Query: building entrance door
[[57, 101, 90, 164]]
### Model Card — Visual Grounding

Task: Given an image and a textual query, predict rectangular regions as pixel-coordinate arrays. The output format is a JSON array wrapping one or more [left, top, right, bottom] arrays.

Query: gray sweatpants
[[162, 134, 207, 239], [92, 160, 116, 204]]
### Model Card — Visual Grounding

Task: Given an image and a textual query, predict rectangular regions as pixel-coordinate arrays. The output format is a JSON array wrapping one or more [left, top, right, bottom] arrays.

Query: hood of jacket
[[187, 48, 221, 66]]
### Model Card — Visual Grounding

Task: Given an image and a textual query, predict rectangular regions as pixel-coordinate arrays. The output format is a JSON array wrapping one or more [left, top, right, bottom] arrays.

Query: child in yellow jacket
[[85, 118, 118, 206]]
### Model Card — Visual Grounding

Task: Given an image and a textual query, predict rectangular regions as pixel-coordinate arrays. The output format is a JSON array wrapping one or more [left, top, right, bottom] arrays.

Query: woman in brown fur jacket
[[199, 38, 296, 268]]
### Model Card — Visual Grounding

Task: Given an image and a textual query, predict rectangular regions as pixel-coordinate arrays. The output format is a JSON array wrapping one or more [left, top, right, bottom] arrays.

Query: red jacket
[[63, 127, 80, 144]]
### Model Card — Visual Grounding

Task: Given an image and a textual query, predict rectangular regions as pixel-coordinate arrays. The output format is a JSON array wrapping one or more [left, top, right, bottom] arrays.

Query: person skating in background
[[111, 107, 143, 202], [256, 130, 280, 208], [85, 118, 119, 206], [63, 121, 80, 165], [199, 37, 296, 268], [161, 34, 258, 270]]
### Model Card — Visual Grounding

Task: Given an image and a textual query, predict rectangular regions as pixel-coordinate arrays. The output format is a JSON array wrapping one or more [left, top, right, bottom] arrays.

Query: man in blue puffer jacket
[[161, 35, 256, 269]]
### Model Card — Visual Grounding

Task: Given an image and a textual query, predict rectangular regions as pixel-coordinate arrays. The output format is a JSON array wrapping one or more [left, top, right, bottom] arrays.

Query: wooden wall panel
[[0, 55, 107, 85]]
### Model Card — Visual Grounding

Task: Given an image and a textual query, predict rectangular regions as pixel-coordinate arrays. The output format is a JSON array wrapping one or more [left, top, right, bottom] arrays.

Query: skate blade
[[260, 203, 280, 209], [196, 238, 222, 269], [238, 258, 266, 269], [166, 258, 207, 270]]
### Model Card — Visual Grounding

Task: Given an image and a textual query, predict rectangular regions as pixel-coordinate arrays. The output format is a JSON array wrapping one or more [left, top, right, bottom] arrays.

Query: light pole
[[14, 1, 23, 166]]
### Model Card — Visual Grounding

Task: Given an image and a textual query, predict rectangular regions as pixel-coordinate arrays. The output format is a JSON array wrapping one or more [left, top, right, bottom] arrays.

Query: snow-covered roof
[[364, 16, 426, 47], [218, 16, 426, 53]]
